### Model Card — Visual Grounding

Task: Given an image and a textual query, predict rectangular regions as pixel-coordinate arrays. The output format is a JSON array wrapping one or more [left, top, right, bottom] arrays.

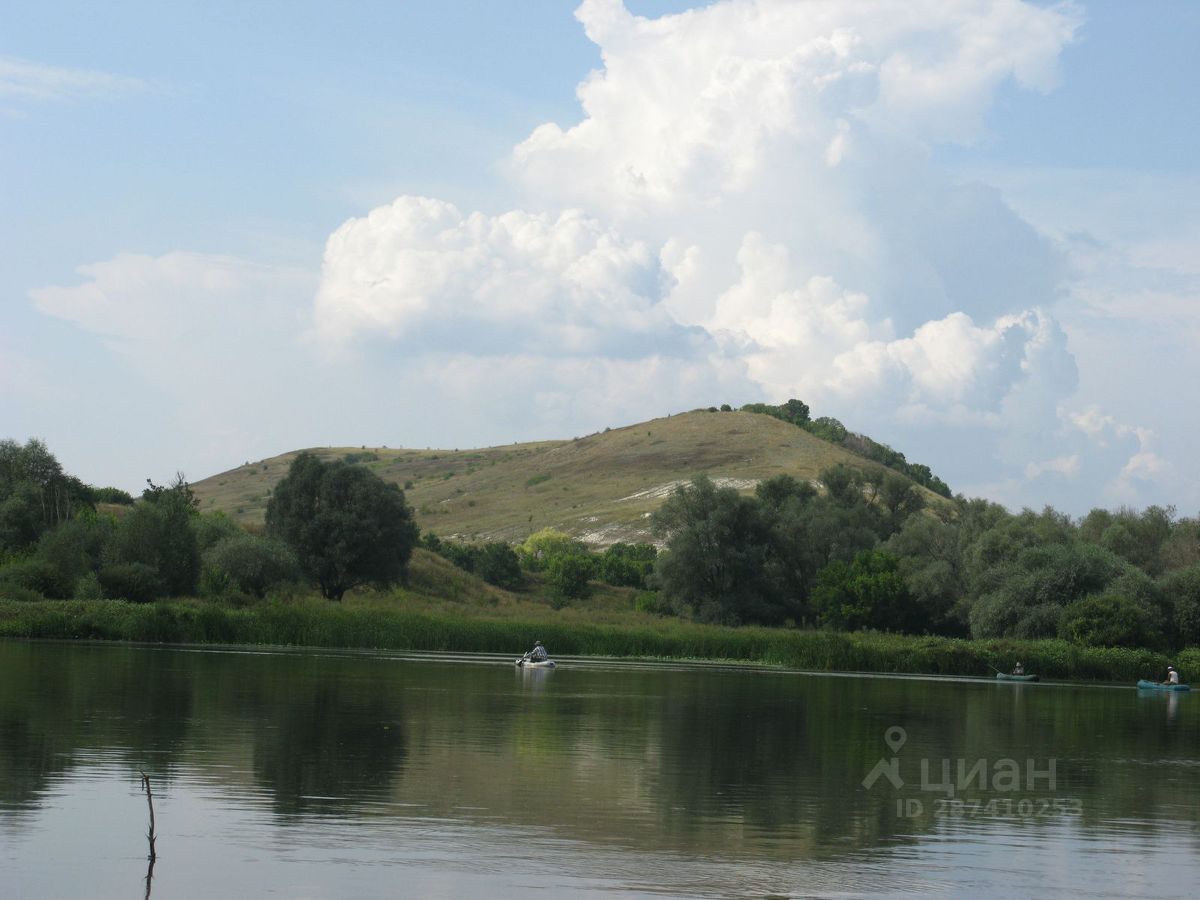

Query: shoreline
[[3, 597, 1196, 684]]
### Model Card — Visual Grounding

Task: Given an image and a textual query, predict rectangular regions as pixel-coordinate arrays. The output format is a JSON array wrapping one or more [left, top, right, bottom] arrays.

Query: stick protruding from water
[[139, 771, 157, 862]]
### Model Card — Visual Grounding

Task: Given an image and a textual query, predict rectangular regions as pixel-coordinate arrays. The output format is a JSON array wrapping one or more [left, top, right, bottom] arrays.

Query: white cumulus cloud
[[312, 196, 702, 358], [38, 0, 1175, 512], [304, 0, 1136, 509]]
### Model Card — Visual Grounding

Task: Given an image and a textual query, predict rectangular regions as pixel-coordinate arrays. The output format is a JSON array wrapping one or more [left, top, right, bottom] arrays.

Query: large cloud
[[515, 0, 1078, 217], [310, 0, 1126, 508], [34, 0, 1179, 512], [313, 196, 706, 359]]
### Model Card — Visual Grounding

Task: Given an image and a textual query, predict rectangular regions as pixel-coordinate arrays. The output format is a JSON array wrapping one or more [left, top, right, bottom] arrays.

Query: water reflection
[[1, 641, 1199, 898], [248, 671, 407, 816]]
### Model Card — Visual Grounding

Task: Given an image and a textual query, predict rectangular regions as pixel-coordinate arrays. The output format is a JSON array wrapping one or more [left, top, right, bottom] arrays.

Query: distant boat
[[1136, 679, 1190, 692], [515, 657, 556, 669], [995, 673, 1039, 682]]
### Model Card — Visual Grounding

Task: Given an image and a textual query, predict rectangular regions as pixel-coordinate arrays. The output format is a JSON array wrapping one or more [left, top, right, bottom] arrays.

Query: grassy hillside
[[191, 410, 947, 546]]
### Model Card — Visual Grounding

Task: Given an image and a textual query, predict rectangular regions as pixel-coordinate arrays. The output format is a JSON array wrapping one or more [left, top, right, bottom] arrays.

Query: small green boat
[[995, 673, 1039, 682], [1136, 679, 1190, 692]]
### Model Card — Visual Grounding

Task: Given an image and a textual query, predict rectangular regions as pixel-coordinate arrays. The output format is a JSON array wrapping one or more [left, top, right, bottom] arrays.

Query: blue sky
[[3, 0, 1198, 514]]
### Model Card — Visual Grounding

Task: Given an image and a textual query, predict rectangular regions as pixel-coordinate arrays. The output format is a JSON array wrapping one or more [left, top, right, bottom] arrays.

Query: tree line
[[0, 445, 417, 605], [3, 436, 1199, 655], [731, 399, 952, 496], [649, 472, 1200, 652]]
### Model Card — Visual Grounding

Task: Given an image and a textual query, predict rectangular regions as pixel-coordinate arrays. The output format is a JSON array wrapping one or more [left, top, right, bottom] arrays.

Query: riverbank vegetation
[[2, 592, 1197, 683], [2, 430, 1200, 680]]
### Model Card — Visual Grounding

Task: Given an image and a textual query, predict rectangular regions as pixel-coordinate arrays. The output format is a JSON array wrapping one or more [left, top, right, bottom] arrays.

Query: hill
[[190, 410, 948, 546]]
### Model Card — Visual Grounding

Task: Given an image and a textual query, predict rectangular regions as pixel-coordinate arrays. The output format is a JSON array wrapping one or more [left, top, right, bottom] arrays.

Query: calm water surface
[[1, 640, 1197, 898]]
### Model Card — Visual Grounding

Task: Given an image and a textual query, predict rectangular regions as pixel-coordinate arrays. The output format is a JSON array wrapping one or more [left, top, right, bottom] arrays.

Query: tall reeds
[[1, 598, 1195, 682]]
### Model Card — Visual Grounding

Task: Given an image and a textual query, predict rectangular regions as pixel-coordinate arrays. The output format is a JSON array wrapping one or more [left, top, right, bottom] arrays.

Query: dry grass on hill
[[190, 410, 946, 547]]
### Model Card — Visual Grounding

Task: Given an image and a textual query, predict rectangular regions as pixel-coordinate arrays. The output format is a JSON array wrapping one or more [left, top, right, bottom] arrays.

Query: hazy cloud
[[0, 54, 152, 102]]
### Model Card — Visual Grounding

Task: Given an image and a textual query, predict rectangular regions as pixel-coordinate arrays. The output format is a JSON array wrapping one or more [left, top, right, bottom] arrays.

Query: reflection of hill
[[1, 643, 1199, 862]]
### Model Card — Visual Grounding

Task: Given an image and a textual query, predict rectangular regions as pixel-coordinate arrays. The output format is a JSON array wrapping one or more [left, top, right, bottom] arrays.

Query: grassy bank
[[2, 597, 1196, 683]]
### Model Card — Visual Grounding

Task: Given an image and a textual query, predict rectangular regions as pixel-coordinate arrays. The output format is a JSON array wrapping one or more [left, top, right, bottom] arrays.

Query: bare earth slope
[[191, 411, 943, 546]]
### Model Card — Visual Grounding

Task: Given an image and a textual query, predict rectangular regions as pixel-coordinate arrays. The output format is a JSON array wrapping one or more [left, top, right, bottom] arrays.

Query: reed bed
[[2, 597, 1195, 683]]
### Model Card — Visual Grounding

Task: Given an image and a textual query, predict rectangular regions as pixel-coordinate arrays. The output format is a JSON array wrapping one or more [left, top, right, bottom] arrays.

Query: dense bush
[[517, 529, 586, 572], [422, 536, 524, 590], [474, 543, 523, 590], [599, 543, 657, 589], [92, 487, 135, 505], [968, 542, 1129, 640], [192, 511, 245, 553], [73, 571, 103, 600], [633, 590, 671, 616], [98, 562, 165, 603], [546, 553, 594, 600], [202, 534, 300, 599], [34, 517, 109, 592], [0, 558, 73, 600], [1059, 594, 1159, 649]]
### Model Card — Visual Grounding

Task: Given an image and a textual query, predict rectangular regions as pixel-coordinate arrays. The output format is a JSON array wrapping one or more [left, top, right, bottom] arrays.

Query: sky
[[2, 0, 1198, 515]]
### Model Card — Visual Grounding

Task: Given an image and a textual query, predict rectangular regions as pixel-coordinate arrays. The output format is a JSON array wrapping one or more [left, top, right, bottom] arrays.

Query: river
[[1, 641, 1197, 897]]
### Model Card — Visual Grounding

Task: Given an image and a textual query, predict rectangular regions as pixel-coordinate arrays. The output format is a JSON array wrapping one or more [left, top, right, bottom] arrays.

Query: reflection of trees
[[0, 643, 192, 810], [0, 714, 67, 811], [2, 642, 1200, 859], [650, 673, 923, 849], [250, 673, 407, 816]]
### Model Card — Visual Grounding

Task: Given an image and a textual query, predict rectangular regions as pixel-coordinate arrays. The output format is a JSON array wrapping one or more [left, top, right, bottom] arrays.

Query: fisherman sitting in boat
[[525, 641, 549, 663], [1012, 662, 1025, 676], [1163, 665, 1180, 685]]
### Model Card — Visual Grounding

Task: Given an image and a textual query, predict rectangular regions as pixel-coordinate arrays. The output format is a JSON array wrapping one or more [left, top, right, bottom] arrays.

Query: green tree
[[266, 452, 418, 601], [886, 515, 969, 636], [780, 398, 811, 425], [0, 483, 44, 554], [0, 439, 88, 521], [652, 476, 787, 625], [812, 550, 919, 633], [875, 472, 926, 536], [517, 528, 585, 571], [805, 416, 848, 443], [1161, 564, 1200, 648], [105, 475, 201, 597]]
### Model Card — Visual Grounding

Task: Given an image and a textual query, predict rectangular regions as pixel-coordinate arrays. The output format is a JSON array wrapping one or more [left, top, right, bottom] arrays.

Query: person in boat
[[1012, 662, 1025, 676], [524, 640, 549, 663], [1162, 665, 1180, 685]]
